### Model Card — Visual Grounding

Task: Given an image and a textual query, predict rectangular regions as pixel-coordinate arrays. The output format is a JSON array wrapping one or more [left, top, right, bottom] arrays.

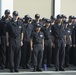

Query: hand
[[6, 42, 9, 46], [43, 48, 44, 51], [70, 45, 72, 47], [21, 41, 23, 46], [52, 43, 55, 48], [31, 48, 33, 51], [73, 44, 75, 47], [65, 44, 66, 47]]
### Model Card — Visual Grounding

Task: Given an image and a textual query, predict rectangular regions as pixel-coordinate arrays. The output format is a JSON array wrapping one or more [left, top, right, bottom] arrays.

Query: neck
[[36, 30, 40, 33], [26, 22, 29, 25], [46, 26, 49, 28], [58, 22, 61, 25], [13, 19, 17, 22], [65, 26, 67, 28], [6, 18, 9, 20], [36, 20, 39, 23]]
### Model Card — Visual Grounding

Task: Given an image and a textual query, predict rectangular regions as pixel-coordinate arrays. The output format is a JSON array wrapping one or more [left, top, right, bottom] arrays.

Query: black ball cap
[[13, 11, 18, 16], [45, 19, 51, 23], [36, 23, 41, 28], [74, 17, 76, 19], [63, 16, 67, 19], [35, 14, 40, 18], [50, 15, 55, 19], [24, 15, 30, 20], [51, 17, 55, 20], [5, 9, 10, 14], [50, 15, 55, 20], [42, 17, 47, 21], [69, 15, 72, 19], [57, 15, 62, 19]]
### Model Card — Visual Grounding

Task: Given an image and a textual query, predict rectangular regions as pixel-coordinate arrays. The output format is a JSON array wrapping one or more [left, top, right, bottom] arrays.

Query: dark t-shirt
[[6, 19, 24, 39], [31, 31, 44, 44]]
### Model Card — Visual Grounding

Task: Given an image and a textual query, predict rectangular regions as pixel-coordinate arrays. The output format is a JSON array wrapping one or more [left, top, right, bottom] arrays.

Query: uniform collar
[[57, 24, 62, 28]]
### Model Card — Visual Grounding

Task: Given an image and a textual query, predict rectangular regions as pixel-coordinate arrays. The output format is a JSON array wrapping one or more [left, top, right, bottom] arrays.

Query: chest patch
[[19, 26, 22, 28], [40, 35, 43, 37], [68, 30, 70, 33], [50, 30, 51, 32], [73, 26, 75, 28]]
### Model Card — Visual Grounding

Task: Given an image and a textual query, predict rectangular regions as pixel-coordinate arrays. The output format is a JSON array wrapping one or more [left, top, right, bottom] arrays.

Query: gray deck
[[0, 65, 76, 75]]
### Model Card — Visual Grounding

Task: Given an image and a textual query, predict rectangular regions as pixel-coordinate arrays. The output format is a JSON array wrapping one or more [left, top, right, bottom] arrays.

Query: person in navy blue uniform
[[72, 17, 76, 65], [0, 9, 12, 69], [52, 16, 65, 71], [72, 22, 76, 66], [41, 19, 52, 67], [21, 15, 33, 69], [41, 17, 46, 27], [30, 23, 44, 72], [50, 17, 55, 26], [6, 11, 24, 72], [64, 21, 72, 67], [68, 16, 75, 65], [32, 14, 42, 29]]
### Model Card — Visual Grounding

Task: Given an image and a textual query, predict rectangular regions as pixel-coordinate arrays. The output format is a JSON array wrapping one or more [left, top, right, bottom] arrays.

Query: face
[[42, 20, 45, 24], [35, 18, 40, 21], [51, 20, 55, 25], [74, 19, 76, 22], [57, 18, 62, 23], [13, 15, 19, 20], [5, 14, 10, 17], [36, 27, 41, 31], [26, 19, 30, 23], [45, 23, 50, 27], [69, 19, 72, 22], [63, 18, 66, 21], [65, 23, 68, 28]]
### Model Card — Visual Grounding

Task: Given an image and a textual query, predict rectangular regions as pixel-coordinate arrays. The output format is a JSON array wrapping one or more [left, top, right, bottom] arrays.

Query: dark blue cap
[[51, 17, 55, 20], [42, 17, 46, 21], [50, 15, 54, 19], [57, 15, 62, 19], [69, 15, 73, 19], [36, 23, 41, 28], [45, 19, 51, 23], [72, 16, 76, 19], [50, 16, 55, 20], [5, 9, 10, 14], [35, 14, 40, 18], [74, 17, 76, 19], [13, 11, 18, 16], [24, 15, 30, 20], [64, 16, 67, 19]]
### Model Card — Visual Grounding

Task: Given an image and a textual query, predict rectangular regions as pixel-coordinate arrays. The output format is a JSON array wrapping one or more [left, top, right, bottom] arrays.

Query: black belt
[[33, 43, 42, 44], [45, 38, 51, 40], [10, 37, 20, 39], [55, 38, 63, 40]]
